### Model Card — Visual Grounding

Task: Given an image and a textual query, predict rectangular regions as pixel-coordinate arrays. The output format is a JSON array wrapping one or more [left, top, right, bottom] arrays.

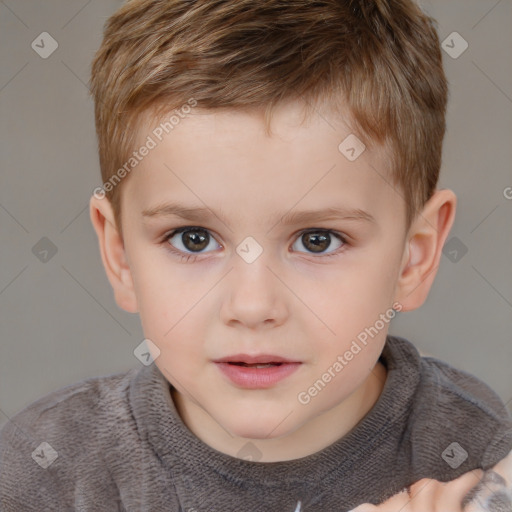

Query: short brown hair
[[90, 0, 448, 237]]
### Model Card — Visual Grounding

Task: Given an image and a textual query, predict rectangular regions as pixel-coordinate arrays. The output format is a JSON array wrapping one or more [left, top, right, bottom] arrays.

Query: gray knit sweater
[[1, 335, 511, 511]]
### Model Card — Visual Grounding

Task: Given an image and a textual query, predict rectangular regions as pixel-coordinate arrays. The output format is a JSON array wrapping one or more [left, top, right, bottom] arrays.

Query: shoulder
[[0, 367, 139, 511], [1, 366, 139, 445], [419, 354, 510, 423], [407, 346, 512, 473]]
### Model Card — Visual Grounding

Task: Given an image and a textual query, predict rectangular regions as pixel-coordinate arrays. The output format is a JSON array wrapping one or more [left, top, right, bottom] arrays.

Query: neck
[[171, 360, 387, 462]]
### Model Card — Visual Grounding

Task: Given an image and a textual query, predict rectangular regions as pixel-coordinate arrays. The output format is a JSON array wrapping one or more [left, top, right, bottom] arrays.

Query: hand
[[349, 470, 484, 512], [350, 449, 512, 512], [463, 449, 512, 512]]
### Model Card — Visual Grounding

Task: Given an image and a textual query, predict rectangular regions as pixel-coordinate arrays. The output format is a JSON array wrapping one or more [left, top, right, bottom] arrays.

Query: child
[[1, 0, 511, 510]]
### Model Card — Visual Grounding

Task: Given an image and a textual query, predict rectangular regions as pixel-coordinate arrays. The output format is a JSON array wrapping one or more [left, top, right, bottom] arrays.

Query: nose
[[219, 251, 288, 330]]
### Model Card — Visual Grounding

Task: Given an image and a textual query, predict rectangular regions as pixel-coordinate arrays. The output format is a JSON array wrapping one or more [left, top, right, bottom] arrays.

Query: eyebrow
[[141, 202, 376, 227]]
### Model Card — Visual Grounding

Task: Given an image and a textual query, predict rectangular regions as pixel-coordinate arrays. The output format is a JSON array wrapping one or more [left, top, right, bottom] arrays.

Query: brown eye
[[303, 232, 329, 253], [292, 230, 345, 255], [182, 229, 209, 251], [166, 227, 220, 253]]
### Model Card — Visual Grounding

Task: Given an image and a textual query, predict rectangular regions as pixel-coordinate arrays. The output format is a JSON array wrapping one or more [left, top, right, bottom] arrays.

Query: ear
[[394, 189, 457, 311], [89, 195, 138, 313]]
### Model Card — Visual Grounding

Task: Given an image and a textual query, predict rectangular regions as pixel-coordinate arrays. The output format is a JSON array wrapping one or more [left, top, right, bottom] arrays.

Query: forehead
[[135, 98, 385, 159], [121, 101, 403, 228]]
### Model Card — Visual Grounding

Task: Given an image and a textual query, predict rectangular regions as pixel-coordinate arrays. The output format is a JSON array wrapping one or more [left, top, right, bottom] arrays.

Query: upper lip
[[213, 354, 300, 364]]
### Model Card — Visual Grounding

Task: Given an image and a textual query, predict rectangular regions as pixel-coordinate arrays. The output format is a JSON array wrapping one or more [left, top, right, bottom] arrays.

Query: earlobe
[[89, 195, 138, 313], [394, 189, 457, 311]]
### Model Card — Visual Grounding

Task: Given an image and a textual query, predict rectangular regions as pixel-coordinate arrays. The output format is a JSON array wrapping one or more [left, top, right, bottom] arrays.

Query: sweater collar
[[129, 335, 421, 487]]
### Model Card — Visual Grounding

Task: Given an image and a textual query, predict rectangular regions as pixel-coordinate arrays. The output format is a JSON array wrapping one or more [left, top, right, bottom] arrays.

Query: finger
[[401, 473, 483, 512], [405, 478, 439, 511], [434, 469, 483, 512]]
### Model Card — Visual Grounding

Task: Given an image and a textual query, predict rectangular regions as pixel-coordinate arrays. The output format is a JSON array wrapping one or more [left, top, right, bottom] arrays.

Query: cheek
[[345, 243, 402, 305], [309, 255, 400, 363], [127, 249, 202, 339], [322, 261, 396, 320]]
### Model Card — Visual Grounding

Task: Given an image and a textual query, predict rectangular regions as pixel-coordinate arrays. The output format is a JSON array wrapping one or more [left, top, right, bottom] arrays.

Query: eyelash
[[161, 226, 349, 263]]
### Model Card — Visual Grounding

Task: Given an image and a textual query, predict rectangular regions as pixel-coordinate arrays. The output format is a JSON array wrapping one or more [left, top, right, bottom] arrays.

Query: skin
[[350, 471, 485, 511], [351, 449, 512, 510], [89, 99, 457, 464]]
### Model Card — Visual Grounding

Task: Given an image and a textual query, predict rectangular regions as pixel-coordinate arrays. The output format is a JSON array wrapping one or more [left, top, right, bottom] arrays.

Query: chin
[[223, 412, 302, 441], [223, 416, 285, 440], [229, 422, 277, 440]]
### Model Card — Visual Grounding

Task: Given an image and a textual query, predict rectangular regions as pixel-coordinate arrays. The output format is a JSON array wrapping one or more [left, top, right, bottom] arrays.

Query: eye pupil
[[183, 229, 209, 251], [303, 232, 329, 253]]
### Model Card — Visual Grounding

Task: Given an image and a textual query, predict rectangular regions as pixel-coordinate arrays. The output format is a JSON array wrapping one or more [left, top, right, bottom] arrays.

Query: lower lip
[[214, 362, 301, 389]]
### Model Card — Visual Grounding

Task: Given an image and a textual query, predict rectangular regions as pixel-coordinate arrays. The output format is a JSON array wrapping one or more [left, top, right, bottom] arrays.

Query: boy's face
[[117, 100, 409, 441]]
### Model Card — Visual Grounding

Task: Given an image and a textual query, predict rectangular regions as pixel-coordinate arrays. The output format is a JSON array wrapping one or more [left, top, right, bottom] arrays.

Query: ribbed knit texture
[[1, 335, 511, 511]]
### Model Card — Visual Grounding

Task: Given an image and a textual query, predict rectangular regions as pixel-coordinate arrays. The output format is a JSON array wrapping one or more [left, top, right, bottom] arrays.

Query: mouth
[[213, 354, 301, 388], [213, 354, 300, 365], [227, 362, 284, 368]]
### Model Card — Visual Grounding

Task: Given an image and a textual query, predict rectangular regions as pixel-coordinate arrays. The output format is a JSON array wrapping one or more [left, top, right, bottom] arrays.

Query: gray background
[[1, 0, 511, 432]]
